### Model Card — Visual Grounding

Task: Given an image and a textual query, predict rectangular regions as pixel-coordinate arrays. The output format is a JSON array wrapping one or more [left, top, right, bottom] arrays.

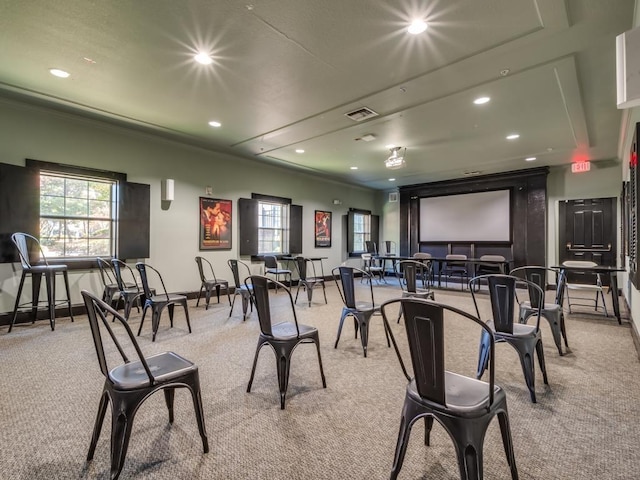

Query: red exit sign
[[571, 161, 591, 173]]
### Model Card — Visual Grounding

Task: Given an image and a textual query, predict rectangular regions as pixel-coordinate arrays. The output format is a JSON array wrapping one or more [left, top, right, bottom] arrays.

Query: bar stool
[[9, 232, 74, 332]]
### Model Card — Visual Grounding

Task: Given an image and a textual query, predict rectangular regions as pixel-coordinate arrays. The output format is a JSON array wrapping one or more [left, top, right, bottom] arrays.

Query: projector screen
[[419, 190, 511, 242]]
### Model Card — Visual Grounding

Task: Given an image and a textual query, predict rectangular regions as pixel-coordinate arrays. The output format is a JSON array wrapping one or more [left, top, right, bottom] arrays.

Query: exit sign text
[[571, 161, 591, 173]]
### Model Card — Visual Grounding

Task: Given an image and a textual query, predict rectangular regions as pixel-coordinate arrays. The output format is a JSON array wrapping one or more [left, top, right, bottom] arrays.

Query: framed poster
[[200, 197, 232, 250], [314, 210, 332, 248]]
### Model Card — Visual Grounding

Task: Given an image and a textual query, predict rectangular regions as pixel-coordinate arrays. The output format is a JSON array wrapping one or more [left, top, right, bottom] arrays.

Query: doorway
[[558, 198, 617, 284]]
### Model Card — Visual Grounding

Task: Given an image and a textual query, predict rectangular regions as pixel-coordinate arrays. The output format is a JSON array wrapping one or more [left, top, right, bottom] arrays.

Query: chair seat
[[270, 321, 318, 340], [487, 319, 538, 337], [149, 293, 186, 303], [109, 351, 197, 389], [566, 283, 604, 291], [402, 290, 433, 299], [204, 279, 228, 287], [25, 264, 68, 273], [406, 373, 503, 415], [520, 300, 561, 312], [266, 268, 291, 275], [353, 301, 378, 312]]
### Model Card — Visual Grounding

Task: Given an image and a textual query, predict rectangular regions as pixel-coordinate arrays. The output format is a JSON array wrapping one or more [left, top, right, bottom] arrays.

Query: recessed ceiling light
[[350, 166, 358, 170], [385, 144, 396, 149], [208, 121, 221, 128], [49, 68, 70, 78], [473, 96, 490, 105], [407, 20, 428, 34], [295, 149, 305, 153], [525, 157, 537, 162], [194, 52, 213, 65], [506, 134, 520, 140], [388, 178, 396, 182]]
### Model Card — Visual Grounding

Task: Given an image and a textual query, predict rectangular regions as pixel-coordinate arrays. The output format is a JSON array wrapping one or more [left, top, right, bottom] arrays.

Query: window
[[39, 172, 116, 258], [352, 212, 370, 253], [258, 201, 290, 255], [347, 209, 379, 257], [238, 195, 301, 257]]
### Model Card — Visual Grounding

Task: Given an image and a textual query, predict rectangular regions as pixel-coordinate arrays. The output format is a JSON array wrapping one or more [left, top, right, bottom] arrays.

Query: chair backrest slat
[[470, 274, 544, 333], [246, 275, 299, 337], [11, 232, 47, 269], [381, 298, 496, 408], [295, 256, 308, 280], [136, 262, 169, 300], [82, 290, 154, 383]]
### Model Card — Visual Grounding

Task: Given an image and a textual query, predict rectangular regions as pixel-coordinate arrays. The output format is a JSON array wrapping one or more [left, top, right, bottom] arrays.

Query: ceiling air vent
[[345, 107, 378, 122]]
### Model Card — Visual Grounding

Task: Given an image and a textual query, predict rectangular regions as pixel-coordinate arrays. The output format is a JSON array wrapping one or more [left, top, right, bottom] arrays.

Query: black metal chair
[[439, 254, 469, 290], [228, 259, 254, 319], [195, 256, 231, 309], [136, 262, 191, 342], [361, 253, 385, 284], [470, 274, 548, 403], [111, 259, 146, 321], [81, 290, 208, 480], [412, 252, 434, 288], [511, 266, 568, 356], [332, 265, 390, 357], [561, 260, 608, 316], [394, 260, 435, 322], [9, 232, 74, 332], [380, 297, 519, 480], [293, 256, 327, 307], [97, 257, 121, 310], [245, 275, 326, 409], [263, 255, 292, 293]]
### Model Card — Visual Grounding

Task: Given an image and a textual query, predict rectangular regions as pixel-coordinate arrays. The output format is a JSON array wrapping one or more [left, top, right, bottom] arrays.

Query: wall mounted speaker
[[161, 179, 174, 201]]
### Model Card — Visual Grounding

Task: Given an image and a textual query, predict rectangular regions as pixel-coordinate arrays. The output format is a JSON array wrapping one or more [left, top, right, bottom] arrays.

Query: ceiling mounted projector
[[385, 147, 406, 169]]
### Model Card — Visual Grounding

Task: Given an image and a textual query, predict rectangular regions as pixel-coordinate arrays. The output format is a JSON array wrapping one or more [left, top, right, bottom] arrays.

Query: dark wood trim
[[399, 167, 548, 267]]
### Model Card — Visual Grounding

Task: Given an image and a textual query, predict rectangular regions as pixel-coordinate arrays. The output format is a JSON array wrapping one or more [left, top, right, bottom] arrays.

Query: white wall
[[0, 97, 377, 312]]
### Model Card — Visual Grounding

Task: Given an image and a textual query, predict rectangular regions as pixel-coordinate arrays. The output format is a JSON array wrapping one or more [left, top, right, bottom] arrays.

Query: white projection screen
[[419, 190, 511, 242]]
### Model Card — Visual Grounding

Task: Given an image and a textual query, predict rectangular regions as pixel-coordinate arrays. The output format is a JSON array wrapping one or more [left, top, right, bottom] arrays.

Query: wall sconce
[[161, 179, 175, 201]]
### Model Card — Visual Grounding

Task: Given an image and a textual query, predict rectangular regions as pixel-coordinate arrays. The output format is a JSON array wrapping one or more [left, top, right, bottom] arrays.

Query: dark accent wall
[[399, 167, 548, 267]]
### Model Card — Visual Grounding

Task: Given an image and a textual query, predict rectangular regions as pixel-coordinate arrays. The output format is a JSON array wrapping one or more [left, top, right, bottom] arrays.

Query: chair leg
[[62, 271, 74, 322], [187, 373, 209, 453], [536, 339, 548, 385], [182, 300, 192, 333], [136, 306, 148, 336], [390, 398, 418, 480], [322, 283, 327, 304], [9, 271, 27, 333], [440, 414, 488, 480], [313, 334, 327, 388], [560, 312, 569, 348], [476, 330, 491, 379], [497, 409, 519, 480], [196, 285, 204, 307], [87, 390, 110, 461], [424, 416, 434, 446], [168, 304, 175, 328], [334, 310, 349, 349], [516, 348, 537, 403], [546, 312, 564, 356], [358, 313, 370, 357], [229, 292, 238, 318], [45, 270, 56, 331], [164, 388, 175, 423], [306, 282, 313, 307], [109, 397, 138, 480], [276, 345, 293, 409], [247, 340, 265, 393]]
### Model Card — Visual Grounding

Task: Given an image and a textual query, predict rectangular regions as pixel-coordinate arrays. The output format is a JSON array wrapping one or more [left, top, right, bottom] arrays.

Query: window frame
[[39, 171, 117, 260], [257, 200, 290, 256], [23, 159, 150, 270]]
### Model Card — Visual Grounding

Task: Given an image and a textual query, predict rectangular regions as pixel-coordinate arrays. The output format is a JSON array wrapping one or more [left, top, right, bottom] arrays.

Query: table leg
[[609, 272, 621, 325]]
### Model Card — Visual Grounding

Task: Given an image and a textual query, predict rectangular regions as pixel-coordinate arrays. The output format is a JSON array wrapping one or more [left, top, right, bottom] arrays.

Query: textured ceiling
[[0, 0, 635, 189]]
